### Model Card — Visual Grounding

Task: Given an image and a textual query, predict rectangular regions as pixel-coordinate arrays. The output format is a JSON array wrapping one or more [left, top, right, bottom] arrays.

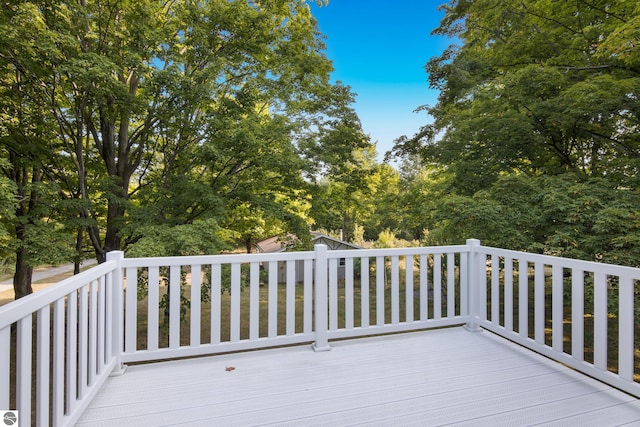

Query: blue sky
[[309, 1, 451, 161]]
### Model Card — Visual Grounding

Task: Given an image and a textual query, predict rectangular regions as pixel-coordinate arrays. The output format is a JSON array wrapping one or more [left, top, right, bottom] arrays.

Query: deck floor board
[[77, 327, 640, 426]]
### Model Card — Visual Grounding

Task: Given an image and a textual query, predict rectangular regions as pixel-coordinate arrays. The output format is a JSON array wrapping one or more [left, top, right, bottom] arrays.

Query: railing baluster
[[268, 261, 278, 338], [148, 266, 160, 350], [169, 266, 181, 348], [433, 254, 442, 320], [504, 257, 513, 331], [571, 269, 584, 361], [361, 257, 370, 328], [405, 255, 414, 323], [391, 256, 400, 324], [106, 270, 114, 362], [303, 259, 313, 334], [53, 298, 64, 426], [518, 260, 528, 338], [447, 253, 455, 318], [250, 262, 260, 340], [78, 284, 89, 397], [345, 257, 354, 329], [211, 264, 221, 344], [329, 258, 338, 331], [125, 267, 137, 353], [594, 271, 608, 370], [491, 256, 500, 324], [0, 326, 8, 410], [230, 263, 241, 342], [618, 276, 634, 381], [66, 290, 78, 412], [17, 315, 32, 427], [552, 265, 564, 352], [376, 256, 385, 325], [89, 280, 98, 385], [36, 305, 51, 426], [460, 252, 468, 317], [286, 260, 295, 336], [419, 254, 428, 321], [190, 265, 202, 346], [534, 262, 545, 345], [479, 253, 487, 322], [98, 276, 106, 371]]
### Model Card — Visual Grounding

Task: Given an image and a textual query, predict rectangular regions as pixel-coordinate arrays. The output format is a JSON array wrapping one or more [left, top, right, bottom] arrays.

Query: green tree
[[424, 174, 640, 267], [1, 0, 354, 252], [392, 0, 640, 194], [122, 0, 355, 254], [384, 0, 640, 266], [0, 3, 79, 297], [0, 0, 369, 298], [309, 144, 378, 242]]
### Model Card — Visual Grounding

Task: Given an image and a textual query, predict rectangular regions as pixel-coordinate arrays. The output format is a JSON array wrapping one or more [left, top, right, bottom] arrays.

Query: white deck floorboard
[[77, 327, 640, 426]]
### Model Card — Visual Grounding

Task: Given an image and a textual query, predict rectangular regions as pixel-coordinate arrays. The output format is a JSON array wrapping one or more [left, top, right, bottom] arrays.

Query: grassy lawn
[[129, 277, 434, 350]]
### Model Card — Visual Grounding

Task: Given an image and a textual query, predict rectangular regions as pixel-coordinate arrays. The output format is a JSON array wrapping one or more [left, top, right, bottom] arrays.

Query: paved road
[[0, 259, 98, 293]]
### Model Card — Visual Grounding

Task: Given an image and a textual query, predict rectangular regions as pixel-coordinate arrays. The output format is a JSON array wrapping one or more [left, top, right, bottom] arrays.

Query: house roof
[[255, 232, 361, 253], [255, 235, 288, 253], [310, 232, 362, 250]]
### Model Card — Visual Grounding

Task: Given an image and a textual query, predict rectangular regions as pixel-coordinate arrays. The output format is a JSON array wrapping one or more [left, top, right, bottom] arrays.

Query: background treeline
[[384, 0, 640, 265], [1, 0, 639, 300]]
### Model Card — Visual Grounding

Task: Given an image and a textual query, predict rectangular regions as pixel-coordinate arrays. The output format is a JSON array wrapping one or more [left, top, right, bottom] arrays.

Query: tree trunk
[[74, 228, 83, 274], [104, 201, 125, 258], [12, 165, 41, 300], [14, 239, 33, 300]]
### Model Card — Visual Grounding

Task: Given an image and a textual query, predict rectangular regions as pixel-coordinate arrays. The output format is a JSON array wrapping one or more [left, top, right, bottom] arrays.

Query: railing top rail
[[119, 245, 473, 269], [0, 260, 118, 330], [478, 245, 640, 278], [326, 245, 469, 259], [120, 250, 317, 268]]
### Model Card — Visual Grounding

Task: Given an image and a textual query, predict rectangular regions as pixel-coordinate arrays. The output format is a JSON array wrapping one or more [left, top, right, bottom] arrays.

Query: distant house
[[256, 232, 361, 282]]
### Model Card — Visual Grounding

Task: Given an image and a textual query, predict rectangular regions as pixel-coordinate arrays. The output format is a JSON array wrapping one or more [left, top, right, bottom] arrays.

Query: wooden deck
[[77, 327, 640, 426]]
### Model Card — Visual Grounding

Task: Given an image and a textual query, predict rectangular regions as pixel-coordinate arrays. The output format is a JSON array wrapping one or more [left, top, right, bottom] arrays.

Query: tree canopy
[[388, 0, 640, 265], [0, 0, 375, 297]]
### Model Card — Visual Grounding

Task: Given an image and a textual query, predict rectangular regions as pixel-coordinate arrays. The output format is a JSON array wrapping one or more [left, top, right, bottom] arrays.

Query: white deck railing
[[0, 254, 122, 427], [116, 243, 469, 362], [1, 240, 638, 426], [469, 240, 640, 397]]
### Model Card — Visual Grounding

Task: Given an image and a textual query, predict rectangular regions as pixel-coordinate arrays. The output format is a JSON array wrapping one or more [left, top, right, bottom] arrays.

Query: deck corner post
[[312, 244, 331, 352], [464, 239, 482, 332], [106, 250, 127, 372]]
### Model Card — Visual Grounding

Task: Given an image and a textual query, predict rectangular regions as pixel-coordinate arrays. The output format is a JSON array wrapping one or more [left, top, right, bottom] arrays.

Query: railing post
[[106, 251, 127, 375], [464, 239, 482, 332], [312, 244, 331, 352]]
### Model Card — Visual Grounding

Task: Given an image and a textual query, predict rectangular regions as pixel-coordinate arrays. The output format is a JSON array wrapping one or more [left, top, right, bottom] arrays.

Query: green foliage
[[373, 228, 419, 249], [0, 159, 16, 259], [0, 0, 367, 293], [381, 0, 640, 267], [393, 0, 640, 194], [419, 173, 640, 267], [125, 219, 230, 258], [308, 145, 380, 242]]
